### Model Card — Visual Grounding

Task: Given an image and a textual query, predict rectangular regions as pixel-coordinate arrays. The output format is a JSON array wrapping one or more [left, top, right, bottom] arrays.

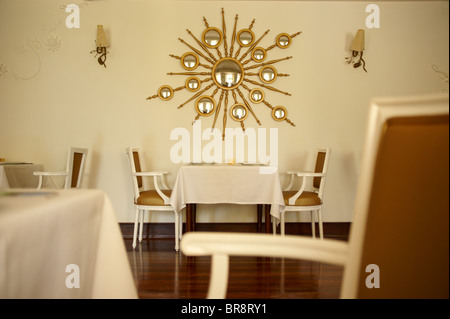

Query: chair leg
[[310, 211, 316, 238], [37, 175, 43, 190], [132, 208, 139, 249], [174, 211, 179, 251], [318, 208, 324, 240], [280, 211, 285, 236], [179, 211, 183, 239], [139, 209, 144, 243]]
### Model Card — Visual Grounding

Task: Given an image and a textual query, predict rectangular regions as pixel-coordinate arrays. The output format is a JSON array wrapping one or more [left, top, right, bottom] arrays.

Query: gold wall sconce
[[90, 25, 109, 68], [346, 29, 367, 72]]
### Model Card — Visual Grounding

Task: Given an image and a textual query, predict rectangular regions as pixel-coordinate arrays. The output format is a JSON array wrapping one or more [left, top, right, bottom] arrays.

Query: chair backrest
[[126, 148, 143, 198], [313, 148, 331, 194], [341, 94, 449, 299], [65, 147, 88, 189]]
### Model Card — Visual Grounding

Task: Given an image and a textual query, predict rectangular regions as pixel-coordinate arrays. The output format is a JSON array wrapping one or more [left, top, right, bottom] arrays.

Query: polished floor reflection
[[125, 237, 344, 299]]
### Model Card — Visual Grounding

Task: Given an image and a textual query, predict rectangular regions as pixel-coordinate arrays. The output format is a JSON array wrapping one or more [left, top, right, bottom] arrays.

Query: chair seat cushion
[[136, 189, 172, 206], [283, 191, 322, 206]]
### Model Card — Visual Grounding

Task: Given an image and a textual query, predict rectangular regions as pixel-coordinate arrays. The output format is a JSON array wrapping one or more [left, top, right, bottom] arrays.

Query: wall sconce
[[346, 29, 367, 72], [90, 25, 109, 68]]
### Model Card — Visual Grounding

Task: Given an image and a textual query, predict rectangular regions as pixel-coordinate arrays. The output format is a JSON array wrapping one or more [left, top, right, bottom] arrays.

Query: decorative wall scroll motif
[[0, 64, 7, 77], [147, 8, 300, 140], [0, 4, 75, 81], [431, 64, 449, 93]]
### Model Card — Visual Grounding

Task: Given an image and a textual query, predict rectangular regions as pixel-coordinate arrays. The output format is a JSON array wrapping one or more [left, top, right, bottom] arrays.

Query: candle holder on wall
[[146, 8, 300, 140], [346, 29, 367, 72], [90, 25, 109, 68]]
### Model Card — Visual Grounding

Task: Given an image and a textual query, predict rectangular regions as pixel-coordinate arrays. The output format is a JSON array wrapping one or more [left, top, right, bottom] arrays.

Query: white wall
[[0, 0, 448, 223]]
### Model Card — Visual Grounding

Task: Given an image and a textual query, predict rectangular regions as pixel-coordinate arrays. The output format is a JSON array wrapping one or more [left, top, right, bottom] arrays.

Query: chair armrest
[[160, 173, 170, 190], [284, 171, 296, 191], [33, 171, 68, 176], [182, 232, 348, 263], [181, 232, 348, 298], [284, 171, 326, 204], [296, 172, 326, 177], [287, 171, 324, 177], [284, 171, 322, 190], [133, 171, 167, 177], [286, 170, 310, 175], [33, 171, 69, 189]]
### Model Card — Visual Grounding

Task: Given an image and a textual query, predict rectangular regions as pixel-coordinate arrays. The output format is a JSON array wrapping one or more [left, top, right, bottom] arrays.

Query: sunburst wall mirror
[[147, 8, 301, 140]]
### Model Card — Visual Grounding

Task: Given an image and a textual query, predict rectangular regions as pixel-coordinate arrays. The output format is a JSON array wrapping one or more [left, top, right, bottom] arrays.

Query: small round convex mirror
[[181, 52, 199, 70], [230, 103, 248, 121], [186, 77, 201, 92], [259, 65, 277, 84], [249, 88, 265, 104], [252, 47, 266, 62], [195, 96, 216, 116], [202, 27, 223, 49], [276, 33, 292, 49], [157, 85, 174, 100], [237, 29, 255, 47], [272, 106, 287, 121]]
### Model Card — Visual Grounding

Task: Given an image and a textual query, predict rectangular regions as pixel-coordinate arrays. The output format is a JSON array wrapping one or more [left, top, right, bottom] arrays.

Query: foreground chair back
[[34, 147, 88, 189], [341, 94, 449, 298], [280, 148, 331, 238], [181, 94, 449, 299], [126, 147, 182, 251]]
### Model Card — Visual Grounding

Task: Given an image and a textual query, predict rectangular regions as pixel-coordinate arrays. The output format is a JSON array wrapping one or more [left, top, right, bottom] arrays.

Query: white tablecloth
[[0, 163, 43, 188], [0, 167, 9, 189], [0, 189, 137, 299], [170, 165, 285, 220]]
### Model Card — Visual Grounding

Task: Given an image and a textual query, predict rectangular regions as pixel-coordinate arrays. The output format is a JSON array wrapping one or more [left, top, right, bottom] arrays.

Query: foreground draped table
[[170, 165, 285, 232], [0, 189, 138, 299]]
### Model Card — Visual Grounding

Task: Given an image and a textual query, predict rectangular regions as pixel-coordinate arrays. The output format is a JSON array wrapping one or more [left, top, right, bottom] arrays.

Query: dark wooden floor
[[124, 234, 346, 299]]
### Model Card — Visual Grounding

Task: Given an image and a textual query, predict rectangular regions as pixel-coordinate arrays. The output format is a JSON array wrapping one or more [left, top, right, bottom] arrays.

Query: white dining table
[[0, 163, 43, 188], [0, 166, 9, 189], [170, 164, 285, 232], [0, 188, 138, 299]]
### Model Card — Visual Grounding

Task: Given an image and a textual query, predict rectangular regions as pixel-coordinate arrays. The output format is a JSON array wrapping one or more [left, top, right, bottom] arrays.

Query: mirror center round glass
[[212, 58, 244, 89]]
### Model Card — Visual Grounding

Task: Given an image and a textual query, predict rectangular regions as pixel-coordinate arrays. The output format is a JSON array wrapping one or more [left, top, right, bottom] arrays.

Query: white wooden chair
[[181, 94, 449, 299], [126, 147, 182, 251], [277, 148, 331, 239], [34, 147, 88, 189]]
